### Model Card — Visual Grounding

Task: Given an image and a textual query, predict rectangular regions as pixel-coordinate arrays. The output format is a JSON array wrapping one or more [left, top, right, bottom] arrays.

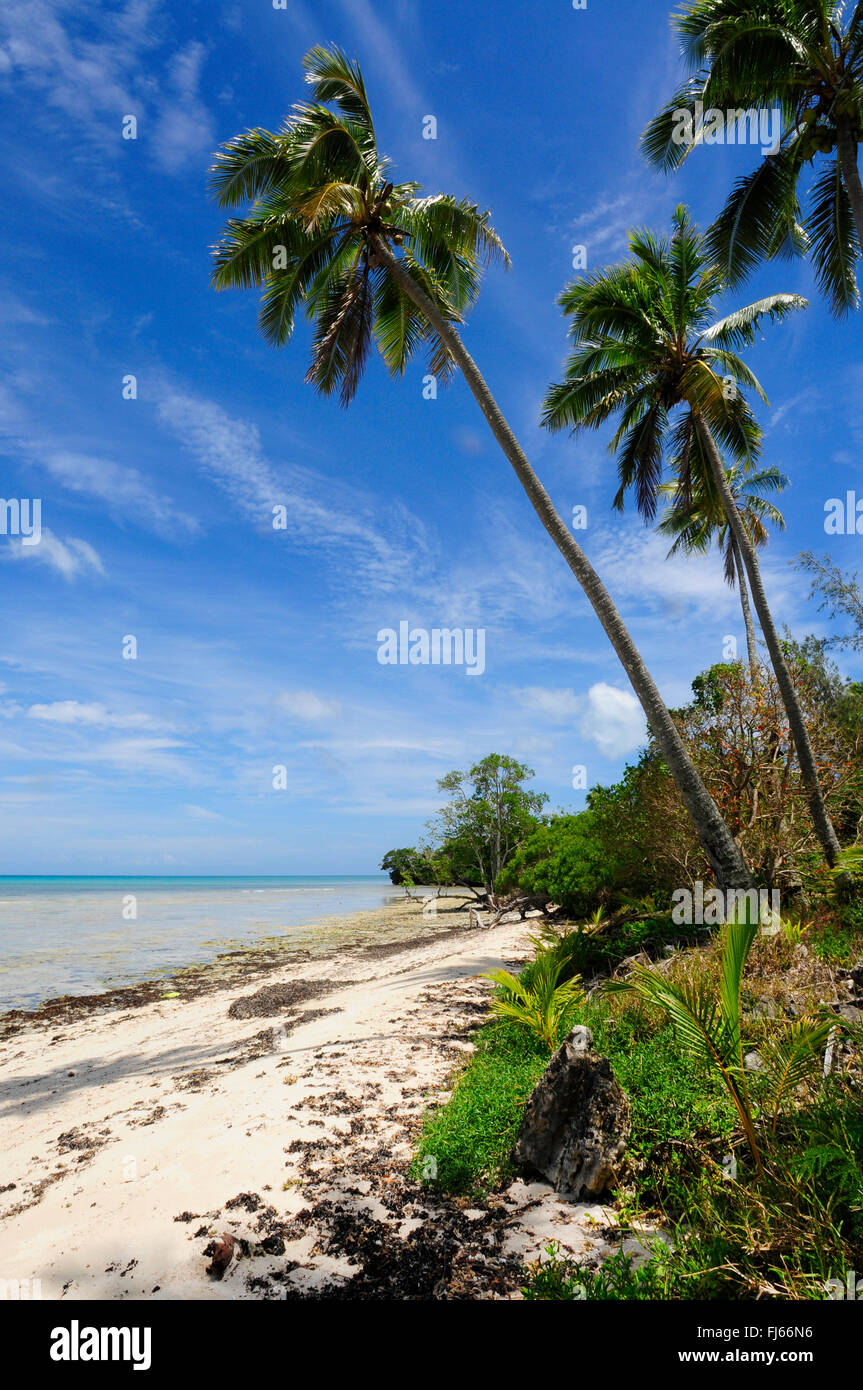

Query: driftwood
[[398, 882, 571, 931], [399, 883, 485, 914], [476, 893, 555, 929]]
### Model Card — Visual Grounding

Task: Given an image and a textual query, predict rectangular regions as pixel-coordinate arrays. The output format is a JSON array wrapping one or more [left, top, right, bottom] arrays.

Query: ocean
[[0, 876, 406, 1011]]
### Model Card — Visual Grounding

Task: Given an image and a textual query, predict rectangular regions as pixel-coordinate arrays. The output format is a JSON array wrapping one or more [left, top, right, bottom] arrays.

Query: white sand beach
[[0, 903, 630, 1300]]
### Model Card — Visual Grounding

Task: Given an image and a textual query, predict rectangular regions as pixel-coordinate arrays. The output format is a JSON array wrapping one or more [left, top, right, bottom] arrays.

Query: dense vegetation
[[411, 643, 863, 1300], [389, 645, 863, 915]]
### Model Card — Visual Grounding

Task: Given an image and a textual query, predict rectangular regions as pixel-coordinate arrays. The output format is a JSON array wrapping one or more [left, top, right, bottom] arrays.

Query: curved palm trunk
[[837, 124, 863, 251], [373, 237, 751, 890], [695, 416, 841, 865], [731, 534, 759, 680]]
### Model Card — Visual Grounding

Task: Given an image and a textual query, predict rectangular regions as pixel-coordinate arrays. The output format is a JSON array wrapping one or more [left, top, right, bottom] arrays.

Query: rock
[[205, 1233, 236, 1280], [512, 1025, 630, 1198], [841, 960, 863, 990], [837, 1003, 863, 1024], [744, 1050, 763, 1071]]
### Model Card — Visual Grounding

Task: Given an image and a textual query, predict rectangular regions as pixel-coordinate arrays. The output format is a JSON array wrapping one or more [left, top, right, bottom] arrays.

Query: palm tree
[[658, 462, 788, 679], [541, 206, 842, 865], [208, 45, 751, 890], [643, 0, 863, 315]]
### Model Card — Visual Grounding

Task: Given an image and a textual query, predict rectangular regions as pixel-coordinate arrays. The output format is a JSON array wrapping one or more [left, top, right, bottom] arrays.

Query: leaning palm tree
[[208, 45, 751, 890], [542, 206, 841, 865], [643, 0, 863, 315], [658, 462, 788, 678]]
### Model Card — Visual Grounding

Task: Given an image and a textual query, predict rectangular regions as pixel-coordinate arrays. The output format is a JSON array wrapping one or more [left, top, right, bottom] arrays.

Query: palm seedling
[[604, 903, 835, 1173], [484, 953, 586, 1053]]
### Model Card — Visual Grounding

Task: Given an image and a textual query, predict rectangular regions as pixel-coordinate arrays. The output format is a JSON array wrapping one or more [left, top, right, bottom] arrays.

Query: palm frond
[[761, 1016, 838, 1129], [302, 44, 375, 132], [806, 156, 861, 315], [704, 146, 808, 286], [703, 293, 808, 351]]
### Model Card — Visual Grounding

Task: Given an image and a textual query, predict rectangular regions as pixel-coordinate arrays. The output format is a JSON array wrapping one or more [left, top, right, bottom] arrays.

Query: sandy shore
[[0, 901, 630, 1300]]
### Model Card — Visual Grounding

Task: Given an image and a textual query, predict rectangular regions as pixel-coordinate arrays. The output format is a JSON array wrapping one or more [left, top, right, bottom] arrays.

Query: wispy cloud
[[149, 41, 215, 175], [41, 450, 198, 536], [277, 690, 343, 723], [514, 686, 582, 723], [0, 1, 214, 175], [155, 382, 436, 593], [28, 700, 156, 729], [6, 528, 104, 581]]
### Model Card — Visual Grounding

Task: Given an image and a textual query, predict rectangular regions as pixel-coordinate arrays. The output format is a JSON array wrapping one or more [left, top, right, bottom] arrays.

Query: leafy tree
[[588, 749, 702, 895], [208, 43, 752, 891], [797, 550, 863, 650], [380, 847, 432, 885], [380, 842, 484, 887], [680, 660, 861, 881], [496, 812, 618, 914], [429, 754, 546, 893], [432, 836, 487, 888], [643, 0, 863, 315], [542, 205, 842, 867]]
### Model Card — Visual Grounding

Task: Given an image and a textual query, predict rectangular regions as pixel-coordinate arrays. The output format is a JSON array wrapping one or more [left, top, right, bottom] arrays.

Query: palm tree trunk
[[695, 416, 841, 865], [372, 237, 752, 890], [731, 534, 759, 680], [837, 123, 863, 251]]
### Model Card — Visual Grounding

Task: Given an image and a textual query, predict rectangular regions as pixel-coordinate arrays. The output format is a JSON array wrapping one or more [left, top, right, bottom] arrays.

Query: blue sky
[[0, 0, 860, 874]]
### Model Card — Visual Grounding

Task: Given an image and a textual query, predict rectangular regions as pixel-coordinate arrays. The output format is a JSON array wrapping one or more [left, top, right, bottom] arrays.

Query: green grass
[[523, 1242, 691, 1301], [586, 1000, 735, 1166], [412, 1018, 547, 1194]]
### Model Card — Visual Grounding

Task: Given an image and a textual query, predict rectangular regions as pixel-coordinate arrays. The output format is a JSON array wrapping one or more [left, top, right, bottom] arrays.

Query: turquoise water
[[0, 876, 404, 1010]]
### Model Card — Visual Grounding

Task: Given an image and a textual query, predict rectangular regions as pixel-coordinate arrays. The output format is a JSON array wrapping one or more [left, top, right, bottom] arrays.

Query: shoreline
[[0, 893, 477, 1037], [0, 900, 630, 1299]]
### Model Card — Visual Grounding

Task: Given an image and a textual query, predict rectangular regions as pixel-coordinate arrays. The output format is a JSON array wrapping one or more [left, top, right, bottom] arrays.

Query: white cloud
[[28, 701, 154, 729], [156, 383, 434, 592], [277, 690, 343, 723], [593, 521, 738, 613], [0, 289, 51, 326], [149, 42, 215, 175], [42, 450, 197, 535], [579, 682, 646, 758], [63, 736, 190, 777], [6, 527, 104, 581], [0, 1, 214, 175], [514, 686, 582, 723]]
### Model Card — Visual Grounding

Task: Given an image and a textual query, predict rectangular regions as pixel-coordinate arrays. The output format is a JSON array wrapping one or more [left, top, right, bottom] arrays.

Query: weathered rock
[[837, 1002, 863, 1023], [512, 1025, 630, 1198], [841, 959, 863, 990]]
